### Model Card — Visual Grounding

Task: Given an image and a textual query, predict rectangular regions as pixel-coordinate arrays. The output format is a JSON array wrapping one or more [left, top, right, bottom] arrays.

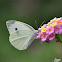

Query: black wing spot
[[15, 28, 18, 31]]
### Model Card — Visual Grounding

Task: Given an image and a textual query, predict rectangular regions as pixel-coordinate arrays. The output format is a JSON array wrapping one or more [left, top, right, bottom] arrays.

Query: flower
[[36, 17, 62, 44], [38, 28, 42, 31], [60, 25, 62, 29], [36, 32, 41, 38], [43, 24, 47, 28], [41, 40, 42, 44], [48, 33, 55, 41], [41, 28, 47, 33], [46, 26, 54, 35], [41, 32, 48, 41], [54, 25, 62, 34], [41, 26, 45, 29], [56, 19, 62, 25], [47, 22, 51, 25], [50, 18, 56, 23], [55, 18, 61, 21], [50, 22, 57, 27]]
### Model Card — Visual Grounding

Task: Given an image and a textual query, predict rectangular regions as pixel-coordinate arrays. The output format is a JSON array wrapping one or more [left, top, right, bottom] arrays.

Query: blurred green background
[[0, 0, 62, 62]]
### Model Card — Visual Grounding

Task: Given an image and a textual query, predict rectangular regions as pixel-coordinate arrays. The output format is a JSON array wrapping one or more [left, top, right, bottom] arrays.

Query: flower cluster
[[36, 17, 62, 44]]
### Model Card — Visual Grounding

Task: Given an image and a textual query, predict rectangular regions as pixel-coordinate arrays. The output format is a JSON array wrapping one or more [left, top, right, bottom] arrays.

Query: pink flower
[[41, 39, 42, 44], [40, 29, 42, 31], [48, 33, 55, 41], [36, 18, 62, 44], [60, 25, 62, 29], [56, 19, 62, 25], [54, 25, 62, 34], [46, 26, 54, 35], [36, 32, 41, 38], [41, 32, 48, 41], [43, 24, 47, 28]]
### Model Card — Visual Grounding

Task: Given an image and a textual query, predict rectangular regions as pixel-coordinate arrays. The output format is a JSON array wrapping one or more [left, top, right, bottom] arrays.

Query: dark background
[[0, 0, 62, 62]]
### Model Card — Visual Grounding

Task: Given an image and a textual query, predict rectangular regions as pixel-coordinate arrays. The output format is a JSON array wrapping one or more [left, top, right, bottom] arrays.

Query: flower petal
[[48, 36, 55, 41], [48, 33, 55, 41]]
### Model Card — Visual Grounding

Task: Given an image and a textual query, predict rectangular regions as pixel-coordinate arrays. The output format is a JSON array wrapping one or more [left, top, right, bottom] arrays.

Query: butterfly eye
[[15, 28, 18, 30]]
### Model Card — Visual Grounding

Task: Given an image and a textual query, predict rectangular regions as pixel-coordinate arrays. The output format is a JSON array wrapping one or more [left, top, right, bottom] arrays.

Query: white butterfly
[[53, 58, 61, 62], [6, 20, 38, 50]]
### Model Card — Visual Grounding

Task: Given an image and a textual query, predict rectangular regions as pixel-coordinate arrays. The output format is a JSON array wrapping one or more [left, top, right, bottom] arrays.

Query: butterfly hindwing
[[9, 30, 35, 50]]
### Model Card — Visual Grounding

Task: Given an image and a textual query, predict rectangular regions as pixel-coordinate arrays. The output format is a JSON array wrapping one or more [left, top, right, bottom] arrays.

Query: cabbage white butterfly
[[53, 58, 61, 62], [6, 20, 38, 50]]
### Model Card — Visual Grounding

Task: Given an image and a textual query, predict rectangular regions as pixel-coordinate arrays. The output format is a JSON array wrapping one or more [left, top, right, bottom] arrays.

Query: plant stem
[[55, 34, 62, 43]]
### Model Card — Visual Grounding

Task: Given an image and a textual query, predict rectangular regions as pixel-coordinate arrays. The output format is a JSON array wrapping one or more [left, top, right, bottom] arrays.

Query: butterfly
[[6, 20, 38, 50], [53, 58, 61, 62]]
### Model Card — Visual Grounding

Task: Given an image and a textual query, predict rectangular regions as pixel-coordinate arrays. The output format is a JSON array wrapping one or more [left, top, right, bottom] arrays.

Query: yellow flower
[[56, 18, 61, 21], [47, 22, 51, 25], [50, 22, 57, 27], [41, 26, 45, 29], [50, 18, 56, 23], [41, 28, 47, 33]]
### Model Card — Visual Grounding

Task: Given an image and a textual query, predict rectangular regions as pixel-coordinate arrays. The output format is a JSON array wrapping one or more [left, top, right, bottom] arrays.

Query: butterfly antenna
[[35, 20, 38, 29], [40, 20, 45, 27]]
